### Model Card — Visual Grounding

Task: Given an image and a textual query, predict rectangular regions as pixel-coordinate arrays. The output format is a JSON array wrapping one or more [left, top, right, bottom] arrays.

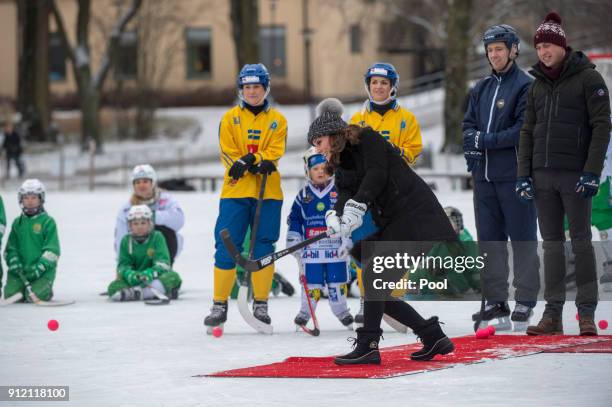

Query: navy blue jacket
[[463, 62, 533, 182]]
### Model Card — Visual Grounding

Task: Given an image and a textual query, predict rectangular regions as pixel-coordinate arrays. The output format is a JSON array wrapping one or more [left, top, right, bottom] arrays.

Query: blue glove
[[463, 129, 487, 151], [464, 150, 483, 172], [515, 176, 535, 203], [575, 172, 600, 198]]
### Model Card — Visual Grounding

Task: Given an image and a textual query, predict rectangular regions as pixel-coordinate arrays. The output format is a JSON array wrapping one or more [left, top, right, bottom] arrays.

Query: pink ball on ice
[[598, 320, 608, 330], [487, 325, 496, 336], [212, 327, 223, 338], [475, 328, 489, 339], [47, 319, 59, 331]]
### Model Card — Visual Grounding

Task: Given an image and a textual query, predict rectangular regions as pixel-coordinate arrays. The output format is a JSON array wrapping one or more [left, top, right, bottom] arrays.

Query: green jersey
[[117, 230, 171, 280], [4, 211, 60, 272], [0, 196, 6, 238]]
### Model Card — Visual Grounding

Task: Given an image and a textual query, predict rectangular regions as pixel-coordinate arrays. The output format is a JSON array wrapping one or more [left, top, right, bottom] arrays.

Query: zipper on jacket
[[484, 76, 501, 182], [545, 90, 554, 167]]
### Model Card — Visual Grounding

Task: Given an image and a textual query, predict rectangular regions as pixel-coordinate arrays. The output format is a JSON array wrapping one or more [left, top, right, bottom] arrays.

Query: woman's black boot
[[334, 328, 382, 365], [411, 316, 454, 361]]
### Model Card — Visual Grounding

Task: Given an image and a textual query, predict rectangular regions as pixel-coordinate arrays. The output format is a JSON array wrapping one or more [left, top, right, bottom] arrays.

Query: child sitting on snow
[[108, 205, 182, 301], [286, 147, 353, 329], [3, 179, 60, 302]]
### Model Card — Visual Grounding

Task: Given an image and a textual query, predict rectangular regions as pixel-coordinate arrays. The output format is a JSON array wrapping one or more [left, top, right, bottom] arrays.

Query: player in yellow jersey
[[347, 62, 424, 326], [350, 62, 423, 165], [204, 64, 287, 330]]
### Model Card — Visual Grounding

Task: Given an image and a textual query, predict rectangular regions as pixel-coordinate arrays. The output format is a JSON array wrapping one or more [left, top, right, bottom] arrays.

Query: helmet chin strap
[[366, 84, 397, 106], [489, 44, 518, 73]]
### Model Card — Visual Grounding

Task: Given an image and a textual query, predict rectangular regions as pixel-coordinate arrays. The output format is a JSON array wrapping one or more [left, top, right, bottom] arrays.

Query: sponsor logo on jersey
[[316, 202, 325, 212], [32, 223, 42, 234], [233, 117, 240, 125], [247, 144, 259, 154], [330, 191, 337, 198], [596, 88, 606, 97], [270, 121, 278, 130], [496, 99, 505, 109], [401, 120, 406, 129], [147, 248, 155, 257], [303, 192, 313, 204], [306, 227, 327, 239], [381, 130, 391, 141], [303, 250, 320, 259], [324, 249, 339, 259]]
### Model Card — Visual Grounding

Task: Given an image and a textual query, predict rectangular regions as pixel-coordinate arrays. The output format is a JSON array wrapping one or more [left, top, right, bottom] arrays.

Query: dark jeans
[[473, 181, 540, 307], [533, 168, 598, 318], [5, 154, 25, 178]]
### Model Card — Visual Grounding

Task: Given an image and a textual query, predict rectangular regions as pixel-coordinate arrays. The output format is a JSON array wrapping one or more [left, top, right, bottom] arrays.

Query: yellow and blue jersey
[[218, 104, 287, 200], [350, 101, 423, 165]]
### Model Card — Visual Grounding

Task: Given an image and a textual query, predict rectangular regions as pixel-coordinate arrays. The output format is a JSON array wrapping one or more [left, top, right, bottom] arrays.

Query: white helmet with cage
[[127, 204, 154, 239], [18, 179, 46, 215], [127, 204, 153, 223], [131, 164, 157, 186]]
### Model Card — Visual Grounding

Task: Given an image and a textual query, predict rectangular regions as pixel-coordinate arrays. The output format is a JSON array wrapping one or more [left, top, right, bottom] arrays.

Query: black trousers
[[352, 215, 445, 332], [533, 168, 598, 317]]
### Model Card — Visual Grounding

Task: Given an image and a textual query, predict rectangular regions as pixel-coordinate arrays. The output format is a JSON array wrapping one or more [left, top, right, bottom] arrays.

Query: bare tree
[[230, 0, 259, 72], [50, 0, 142, 151], [17, 0, 50, 142], [443, 0, 472, 152], [131, 0, 210, 139]]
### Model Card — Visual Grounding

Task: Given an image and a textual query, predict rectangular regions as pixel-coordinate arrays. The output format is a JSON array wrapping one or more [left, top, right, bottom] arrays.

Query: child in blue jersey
[[286, 148, 354, 329]]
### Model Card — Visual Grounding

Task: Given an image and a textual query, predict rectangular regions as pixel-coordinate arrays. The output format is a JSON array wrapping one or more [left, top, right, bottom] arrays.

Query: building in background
[[0, 0, 432, 106]]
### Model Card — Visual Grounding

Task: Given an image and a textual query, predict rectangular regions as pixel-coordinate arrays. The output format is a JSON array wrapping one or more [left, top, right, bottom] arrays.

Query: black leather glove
[[258, 160, 277, 175], [250, 160, 277, 175], [228, 153, 256, 180]]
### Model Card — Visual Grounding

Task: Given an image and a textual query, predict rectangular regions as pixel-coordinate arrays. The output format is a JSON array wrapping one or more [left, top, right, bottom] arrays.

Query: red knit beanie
[[533, 11, 566, 48]]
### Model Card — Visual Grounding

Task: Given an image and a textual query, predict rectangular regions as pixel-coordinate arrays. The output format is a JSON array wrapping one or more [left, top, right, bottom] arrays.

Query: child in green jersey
[[108, 205, 182, 301], [3, 179, 60, 302]]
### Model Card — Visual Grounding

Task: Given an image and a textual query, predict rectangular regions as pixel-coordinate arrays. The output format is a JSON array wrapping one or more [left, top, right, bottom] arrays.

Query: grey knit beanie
[[307, 98, 348, 146]]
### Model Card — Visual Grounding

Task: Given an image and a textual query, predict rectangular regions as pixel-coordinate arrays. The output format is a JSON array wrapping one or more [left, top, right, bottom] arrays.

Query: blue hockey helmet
[[364, 62, 399, 87], [237, 63, 270, 89], [483, 24, 520, 56]]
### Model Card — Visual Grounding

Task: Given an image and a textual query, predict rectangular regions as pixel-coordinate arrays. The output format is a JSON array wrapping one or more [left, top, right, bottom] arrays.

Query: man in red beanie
[[517, 11, 611, 336]]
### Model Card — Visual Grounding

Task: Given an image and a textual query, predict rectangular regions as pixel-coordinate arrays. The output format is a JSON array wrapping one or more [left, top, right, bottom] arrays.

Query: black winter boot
[[411, 316, 455, 361], [334, 328, 382, 365]]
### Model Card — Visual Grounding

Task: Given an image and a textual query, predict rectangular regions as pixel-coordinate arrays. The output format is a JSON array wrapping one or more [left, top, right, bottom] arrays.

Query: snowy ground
[[1, 188, 612, 407]]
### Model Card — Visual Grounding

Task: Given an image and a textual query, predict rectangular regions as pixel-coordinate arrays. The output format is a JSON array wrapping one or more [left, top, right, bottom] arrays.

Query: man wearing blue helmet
[[204, 63, 287, 332], [463, 25, 540, 331]]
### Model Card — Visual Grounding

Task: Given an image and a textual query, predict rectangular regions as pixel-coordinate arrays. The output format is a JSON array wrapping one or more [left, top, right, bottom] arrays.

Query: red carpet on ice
[[200, 335, 612, 379]]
